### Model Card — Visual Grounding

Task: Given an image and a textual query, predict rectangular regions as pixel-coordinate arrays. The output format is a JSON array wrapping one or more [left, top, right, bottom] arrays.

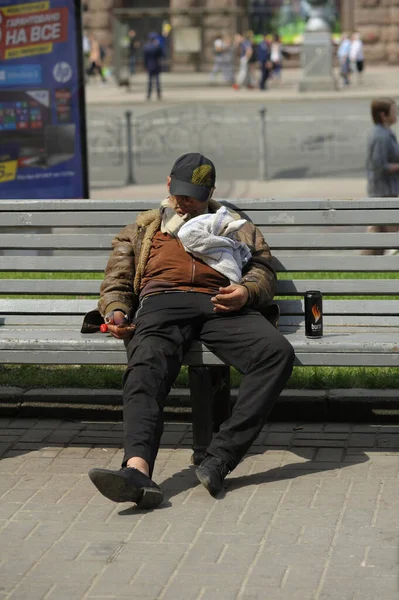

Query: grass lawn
[[1, 364, 399, 390], [1, 270, 398, 389]]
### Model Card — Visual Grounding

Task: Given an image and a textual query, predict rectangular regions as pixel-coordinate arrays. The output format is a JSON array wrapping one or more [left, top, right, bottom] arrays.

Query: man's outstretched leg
[[196, 309, 295, 496], [89, 296, 196, 508]]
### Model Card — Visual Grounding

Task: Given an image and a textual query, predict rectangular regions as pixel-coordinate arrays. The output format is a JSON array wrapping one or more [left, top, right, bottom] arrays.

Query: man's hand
[[105, 310, 136, 340], [211, 284, 249, 313]]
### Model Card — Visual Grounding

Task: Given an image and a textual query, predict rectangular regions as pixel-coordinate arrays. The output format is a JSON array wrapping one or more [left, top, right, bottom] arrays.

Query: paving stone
[[294, 432, 349, 441], [32, 420, 63, 429], [8, 419, 38, 428], [2, 418, 398, 600]]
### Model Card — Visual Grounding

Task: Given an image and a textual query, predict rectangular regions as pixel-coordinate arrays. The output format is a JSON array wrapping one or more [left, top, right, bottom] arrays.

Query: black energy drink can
[[304, 291, 323, 338]]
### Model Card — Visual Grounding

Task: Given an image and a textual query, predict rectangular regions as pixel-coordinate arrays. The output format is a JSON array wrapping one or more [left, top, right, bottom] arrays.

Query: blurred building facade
[[82, 0, 399, 67]]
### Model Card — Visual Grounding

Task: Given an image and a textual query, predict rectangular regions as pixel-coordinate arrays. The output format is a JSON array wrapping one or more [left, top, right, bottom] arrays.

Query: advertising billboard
[[0, 0, 89, 199]]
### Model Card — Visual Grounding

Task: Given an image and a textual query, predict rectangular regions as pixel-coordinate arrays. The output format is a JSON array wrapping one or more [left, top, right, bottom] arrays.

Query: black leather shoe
[[88, 467, 163, 509], [195, 455, 231, 497]]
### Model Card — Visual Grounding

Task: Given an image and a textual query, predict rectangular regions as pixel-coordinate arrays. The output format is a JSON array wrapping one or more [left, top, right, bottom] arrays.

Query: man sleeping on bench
[[86, 152, 294, 509]]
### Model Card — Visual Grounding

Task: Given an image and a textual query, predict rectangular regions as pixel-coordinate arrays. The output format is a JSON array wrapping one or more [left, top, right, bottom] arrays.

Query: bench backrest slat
[[2, 232, 398, 250], [3, 314, 399, 328], [0, 279, 396, 296], [1, 198, 399, 210], [1, 255, 398, 273], [2, 209, 399, 228]]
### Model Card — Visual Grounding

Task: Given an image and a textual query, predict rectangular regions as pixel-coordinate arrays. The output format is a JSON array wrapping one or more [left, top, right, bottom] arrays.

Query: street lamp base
[[299, 30, 337, 93]]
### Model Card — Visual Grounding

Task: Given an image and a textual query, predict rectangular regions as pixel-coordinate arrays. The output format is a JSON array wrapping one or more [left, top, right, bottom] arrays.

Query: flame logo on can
[[312, 304, 321, 323]]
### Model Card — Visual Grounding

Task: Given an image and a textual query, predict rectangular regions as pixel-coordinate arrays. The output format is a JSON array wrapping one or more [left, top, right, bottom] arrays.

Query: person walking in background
[[364, 98, 399, 255], [257, 34, 271, 91], [128, 29, 140, 77], [350, 32, 365, 85], [87, 34, 107, 83], [270, 34, 283, 82], [222, 34, 236, 85], [337, 32, 351, 86], [247, 31, 258, 90], [82, 31, 91, 75], [233, 33, 255, 90], [143, 32, 164, 101], [209, 34, 226, 84]]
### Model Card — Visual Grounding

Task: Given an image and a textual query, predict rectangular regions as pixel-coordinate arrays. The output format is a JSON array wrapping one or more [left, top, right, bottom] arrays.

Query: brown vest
[[140, 231, 230, 296]]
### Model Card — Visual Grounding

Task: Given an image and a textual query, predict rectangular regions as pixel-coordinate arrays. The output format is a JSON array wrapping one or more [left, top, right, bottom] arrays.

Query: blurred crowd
[[82, 27, 365, 95], [336, 32, 365, 87], [209, 31, 284, 91]]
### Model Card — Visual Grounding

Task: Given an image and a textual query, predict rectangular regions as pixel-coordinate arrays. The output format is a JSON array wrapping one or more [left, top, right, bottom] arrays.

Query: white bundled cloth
[[178, 206, 252, 283]]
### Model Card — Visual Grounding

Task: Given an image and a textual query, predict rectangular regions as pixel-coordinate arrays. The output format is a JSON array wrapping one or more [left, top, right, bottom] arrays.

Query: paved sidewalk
[[91, 177, 367, 200], [85, 65, 399, 106], [1, 418, 399, 599]]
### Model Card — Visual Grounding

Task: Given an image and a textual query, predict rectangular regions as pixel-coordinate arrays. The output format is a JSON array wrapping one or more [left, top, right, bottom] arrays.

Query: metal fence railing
[[87, 107, 376, 187], [87, 105, 266, 188]]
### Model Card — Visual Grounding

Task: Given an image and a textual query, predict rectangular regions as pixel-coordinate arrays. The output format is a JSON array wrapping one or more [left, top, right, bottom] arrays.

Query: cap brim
[[170, 178, 211, 202]]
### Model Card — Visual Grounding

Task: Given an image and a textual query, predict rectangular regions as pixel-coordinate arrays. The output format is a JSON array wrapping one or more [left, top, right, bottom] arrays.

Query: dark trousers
[[87, 61, 106, 82], [147, 71, 161, 99], [260, 62, 270, 90], [122, 292, 295, 474]]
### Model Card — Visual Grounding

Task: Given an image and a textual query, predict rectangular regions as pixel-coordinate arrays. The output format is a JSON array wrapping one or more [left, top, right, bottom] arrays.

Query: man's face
[[169, 194, 208, 218], [167, 176, 212, 218]]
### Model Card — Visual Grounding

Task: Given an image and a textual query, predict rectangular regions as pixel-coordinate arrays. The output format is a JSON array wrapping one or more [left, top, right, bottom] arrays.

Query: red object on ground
[[100, 323, 108, 333]]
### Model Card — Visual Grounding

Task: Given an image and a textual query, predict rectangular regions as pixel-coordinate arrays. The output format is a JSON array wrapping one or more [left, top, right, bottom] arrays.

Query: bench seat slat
[[2, 316, 399, 327], [280, 316, 399, 327], [0, 329, 398, 351], [0, 332, 397, 351], [0, 330, 397, 368]]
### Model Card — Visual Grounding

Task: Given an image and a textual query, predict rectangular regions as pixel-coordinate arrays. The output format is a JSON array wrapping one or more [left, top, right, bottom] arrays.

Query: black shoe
[[195, 455, 231, 497], [88, 467, 163, 509]]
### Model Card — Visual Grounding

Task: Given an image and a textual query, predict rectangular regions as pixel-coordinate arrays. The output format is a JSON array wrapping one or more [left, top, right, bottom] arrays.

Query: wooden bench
[[1, 199, 398, 463]]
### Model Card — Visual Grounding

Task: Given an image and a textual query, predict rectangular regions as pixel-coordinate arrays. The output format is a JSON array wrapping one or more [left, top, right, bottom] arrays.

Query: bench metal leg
[[189, 366, 214, 466], [189, 366, 232, 466], [211, 366, 232, 432]]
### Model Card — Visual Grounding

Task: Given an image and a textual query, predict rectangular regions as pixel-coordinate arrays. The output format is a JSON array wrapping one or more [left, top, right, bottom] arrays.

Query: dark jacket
[[366, 124, 399, 197], [257, 41, 271, 64], [143, 41, 164, 73]]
